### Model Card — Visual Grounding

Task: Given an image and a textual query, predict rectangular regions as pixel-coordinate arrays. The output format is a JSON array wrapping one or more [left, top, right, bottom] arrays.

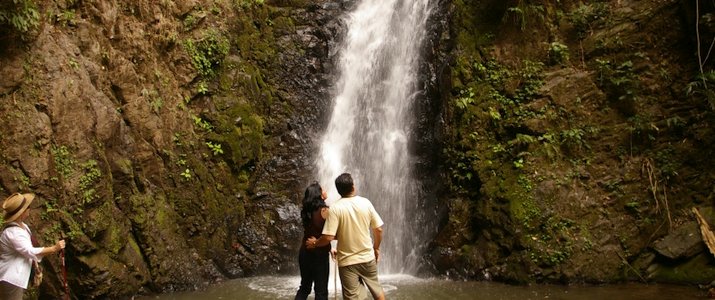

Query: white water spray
[[317, 0, 434, 274]]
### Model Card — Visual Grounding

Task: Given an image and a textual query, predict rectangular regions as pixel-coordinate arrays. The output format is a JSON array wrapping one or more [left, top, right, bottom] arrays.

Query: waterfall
[[317, 0, 434, 274]]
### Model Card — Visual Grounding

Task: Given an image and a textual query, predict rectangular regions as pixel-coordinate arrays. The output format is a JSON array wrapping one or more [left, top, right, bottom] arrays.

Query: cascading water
[[317, 0, 434, 274]]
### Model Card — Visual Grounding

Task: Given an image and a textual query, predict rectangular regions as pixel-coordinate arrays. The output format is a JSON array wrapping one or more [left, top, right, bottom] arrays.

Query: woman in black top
[[294, 182, 331, 300]]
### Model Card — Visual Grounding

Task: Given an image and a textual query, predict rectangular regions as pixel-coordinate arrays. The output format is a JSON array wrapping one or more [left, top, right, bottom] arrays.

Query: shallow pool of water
[[136, 274, 705, 300]]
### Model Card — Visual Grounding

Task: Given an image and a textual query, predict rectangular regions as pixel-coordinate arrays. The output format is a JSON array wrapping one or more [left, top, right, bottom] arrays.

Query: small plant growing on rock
[[569, 3, 609, 39], [505, 2, 544, 31], [52, 145, 75, 177], [79, 160, 102, 204], [455, 88, 475, 110], [206, 141, 224, 156], [183, 30, 230, 78], [548, 41, 569, 66], [192, 115, 214, 131], [180, 168, 192, 181], [686, 70, 715, 110], [197, 81, 209, 95], [595, 59, 639, 115]]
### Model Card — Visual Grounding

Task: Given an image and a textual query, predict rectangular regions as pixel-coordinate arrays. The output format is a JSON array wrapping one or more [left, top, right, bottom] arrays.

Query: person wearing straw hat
[[0, 193, 65, 300]]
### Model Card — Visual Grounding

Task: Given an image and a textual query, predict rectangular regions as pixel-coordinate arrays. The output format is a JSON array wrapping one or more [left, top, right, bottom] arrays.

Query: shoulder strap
[[2, 223, 19, 231]]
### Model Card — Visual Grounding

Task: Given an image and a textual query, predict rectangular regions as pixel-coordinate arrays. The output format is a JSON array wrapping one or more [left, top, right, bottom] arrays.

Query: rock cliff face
[[0, 0, 350, 298], [2, 0, 715, 298], [430, 0, 715, 285]]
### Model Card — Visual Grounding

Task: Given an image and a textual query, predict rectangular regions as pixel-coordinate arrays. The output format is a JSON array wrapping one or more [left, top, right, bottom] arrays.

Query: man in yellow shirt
[[306, 173, 385, 300]]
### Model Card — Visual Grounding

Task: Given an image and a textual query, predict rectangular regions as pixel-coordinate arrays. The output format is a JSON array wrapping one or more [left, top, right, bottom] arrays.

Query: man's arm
[[372, 226, 383, 261], [306, 235, 335, 249]]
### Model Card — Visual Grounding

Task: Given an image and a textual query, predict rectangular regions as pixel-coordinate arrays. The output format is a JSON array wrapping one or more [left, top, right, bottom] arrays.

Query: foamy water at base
[[136, 274, 705, 300]]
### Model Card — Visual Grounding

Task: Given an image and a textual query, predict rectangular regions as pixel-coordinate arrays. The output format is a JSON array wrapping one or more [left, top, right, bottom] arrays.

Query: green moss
[[83, 201, 111, 238], [154, 203, 169, 226], [127, 234, 142, 256], [234, 0, 266, 9], [104, 221, 125, 256], [271, 15, 295, 33], [233, 7, 277, 64], [236, 170, 250, 191], [207, 101, 265, 171], [509, 189, 539, 228], [114, 158, 133, 175], [128, 194, 152, 226], [234, 200, 246, 220], [452, 0, 485, 53]]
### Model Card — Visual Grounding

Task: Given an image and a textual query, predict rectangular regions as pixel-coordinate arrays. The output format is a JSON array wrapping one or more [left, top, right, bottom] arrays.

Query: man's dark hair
[[335, 173, 354, 197]]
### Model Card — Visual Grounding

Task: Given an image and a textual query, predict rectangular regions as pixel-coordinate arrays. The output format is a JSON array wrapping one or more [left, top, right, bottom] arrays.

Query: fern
[[0, 0, 39, 34]]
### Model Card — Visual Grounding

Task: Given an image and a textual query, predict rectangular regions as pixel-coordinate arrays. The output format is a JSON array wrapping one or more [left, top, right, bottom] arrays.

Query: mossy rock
[[649, 252, 715, 284], [207, 100, 266, 171], [74, 250, 148, 298]]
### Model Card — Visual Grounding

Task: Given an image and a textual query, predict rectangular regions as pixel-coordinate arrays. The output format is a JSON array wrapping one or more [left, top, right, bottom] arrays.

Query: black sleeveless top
[[301, 208, 330, 254]]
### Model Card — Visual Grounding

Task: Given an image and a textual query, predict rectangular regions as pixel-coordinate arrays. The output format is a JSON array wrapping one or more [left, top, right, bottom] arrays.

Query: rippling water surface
[[136, 275, 705, 300]]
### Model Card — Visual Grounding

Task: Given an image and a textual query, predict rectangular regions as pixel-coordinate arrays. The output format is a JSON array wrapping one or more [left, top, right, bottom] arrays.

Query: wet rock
[[428, 246, 459, 275], [652, 221, 705, 260], [276, 202, 300, 223], [648, 252, 715, 284]]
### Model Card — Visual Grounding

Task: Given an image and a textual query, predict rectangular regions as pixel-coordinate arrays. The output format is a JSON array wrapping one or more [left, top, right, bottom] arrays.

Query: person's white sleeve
[[6, 227, 41, 261]]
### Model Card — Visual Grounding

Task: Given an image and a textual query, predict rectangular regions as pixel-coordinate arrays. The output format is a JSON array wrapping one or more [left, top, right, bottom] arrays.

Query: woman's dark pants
[[295, 248, 329, 300]]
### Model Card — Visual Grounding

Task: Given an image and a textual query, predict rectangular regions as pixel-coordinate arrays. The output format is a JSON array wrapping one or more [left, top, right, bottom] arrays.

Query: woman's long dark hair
[[301, 182, 327, 228]]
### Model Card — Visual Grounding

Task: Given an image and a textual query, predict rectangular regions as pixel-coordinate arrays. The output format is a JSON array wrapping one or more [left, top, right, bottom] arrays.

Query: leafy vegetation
[[78, 160, 102, 204], [180, 168, 192, 181], [192, 115, 214, 131], [141, 88, 163, 113], [686, 70, 715, 110], [184, 29, 230, 78], [505, 1, 544, 31], [52, 145, 75, 177], [206, 141, 224, 156], [442, 1, 632, 275], [446, 58, 547, 196], [595, 59, 639, 115], [0, 0, 39, 34], [569, 3, 609, 39], [548, 42, 569, 66]]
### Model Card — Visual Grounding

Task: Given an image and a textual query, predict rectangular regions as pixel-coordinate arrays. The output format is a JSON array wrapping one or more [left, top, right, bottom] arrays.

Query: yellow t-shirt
[[322, 195, 384, 267]]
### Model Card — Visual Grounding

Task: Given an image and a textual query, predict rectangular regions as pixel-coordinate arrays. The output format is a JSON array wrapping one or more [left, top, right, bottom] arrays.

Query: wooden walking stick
[[332, 248, 338, 300], [60, 245, 70, 299], [333, 257, 337, 300]]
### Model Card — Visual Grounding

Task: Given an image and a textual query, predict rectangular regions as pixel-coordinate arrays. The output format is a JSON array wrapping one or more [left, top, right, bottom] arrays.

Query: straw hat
[[2, 193, 34, 223]]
